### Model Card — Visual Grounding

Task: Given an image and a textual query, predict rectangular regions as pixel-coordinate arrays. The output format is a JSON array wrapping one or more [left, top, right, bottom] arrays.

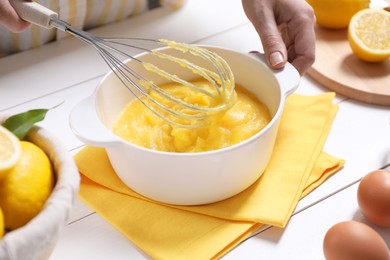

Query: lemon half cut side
[[348, 8, 390, 62], [0, 125, 21, 177]]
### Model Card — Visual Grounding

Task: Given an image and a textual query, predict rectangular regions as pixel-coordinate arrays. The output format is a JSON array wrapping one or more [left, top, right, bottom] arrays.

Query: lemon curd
[[112, 79, 271, 153]]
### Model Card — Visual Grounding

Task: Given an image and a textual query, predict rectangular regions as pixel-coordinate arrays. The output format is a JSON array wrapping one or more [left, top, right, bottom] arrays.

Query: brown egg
[[358, 170, 390, 227], [323, 221, 389, 260]]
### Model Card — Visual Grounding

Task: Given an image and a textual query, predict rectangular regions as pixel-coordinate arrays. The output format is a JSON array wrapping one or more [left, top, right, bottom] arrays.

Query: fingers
[[242, 0, 316, 75], [244, 0, 288, 70], [257, 14, 287, 70], [0, 0, 30, 32], [286, 5, 316, 75], [290, 33, 315, 76]]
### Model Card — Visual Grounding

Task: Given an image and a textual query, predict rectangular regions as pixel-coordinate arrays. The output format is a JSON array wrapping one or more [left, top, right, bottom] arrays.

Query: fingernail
[[269, 51, 284, 67]]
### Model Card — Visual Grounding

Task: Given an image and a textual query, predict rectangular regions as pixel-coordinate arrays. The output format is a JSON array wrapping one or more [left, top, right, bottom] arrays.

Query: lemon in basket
[[0, 125, 21, 180], [307, 0, 369, 29], [348, 8, 390, 62], [0, 141, 54, 230]]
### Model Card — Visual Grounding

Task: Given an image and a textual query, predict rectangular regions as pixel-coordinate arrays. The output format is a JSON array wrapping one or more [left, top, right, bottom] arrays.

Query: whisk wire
[[94, 38, 222, 100], [59, 20, 236, 127], [95, 48, 208, 126], [11, 1, 236, 128], [95, 40, 217, 124]]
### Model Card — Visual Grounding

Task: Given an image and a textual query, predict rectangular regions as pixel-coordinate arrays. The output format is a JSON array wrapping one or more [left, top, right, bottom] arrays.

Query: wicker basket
[[0, 115, 80, 260]]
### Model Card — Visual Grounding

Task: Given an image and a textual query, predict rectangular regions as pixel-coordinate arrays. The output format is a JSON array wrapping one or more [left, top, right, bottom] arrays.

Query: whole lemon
[[0, 141, 54, 230], [307, 0, 370, 29]]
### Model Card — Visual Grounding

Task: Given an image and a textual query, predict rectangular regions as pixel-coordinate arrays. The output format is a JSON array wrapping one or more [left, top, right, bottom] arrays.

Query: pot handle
[[248, 51, 300, 97], [69, 95, 119, 147]]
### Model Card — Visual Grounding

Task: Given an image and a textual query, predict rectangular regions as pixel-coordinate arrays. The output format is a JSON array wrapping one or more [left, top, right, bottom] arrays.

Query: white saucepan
[[69, 46, 300, 205]]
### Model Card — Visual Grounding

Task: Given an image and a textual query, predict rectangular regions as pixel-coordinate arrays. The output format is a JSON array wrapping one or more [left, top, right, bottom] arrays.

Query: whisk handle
[[10, 0, 58, 29]]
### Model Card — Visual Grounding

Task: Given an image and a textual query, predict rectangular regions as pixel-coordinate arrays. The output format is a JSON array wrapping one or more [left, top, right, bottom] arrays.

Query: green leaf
[[2, 109, 49, 140]]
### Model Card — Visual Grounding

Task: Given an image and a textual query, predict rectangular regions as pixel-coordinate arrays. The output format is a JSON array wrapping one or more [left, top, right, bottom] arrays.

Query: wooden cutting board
[[307, 26, 390, 106]]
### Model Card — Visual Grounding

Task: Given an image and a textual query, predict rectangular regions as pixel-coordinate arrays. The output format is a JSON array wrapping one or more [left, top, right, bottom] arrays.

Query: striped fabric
[[0, 0, 185, 57]]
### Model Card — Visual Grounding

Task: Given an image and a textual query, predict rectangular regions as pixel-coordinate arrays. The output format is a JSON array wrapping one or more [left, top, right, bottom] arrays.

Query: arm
[[242, 0, 316, 75]]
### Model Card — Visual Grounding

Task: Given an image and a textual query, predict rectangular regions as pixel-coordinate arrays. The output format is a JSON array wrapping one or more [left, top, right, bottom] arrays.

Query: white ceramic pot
[[69, 46, 300, 205]]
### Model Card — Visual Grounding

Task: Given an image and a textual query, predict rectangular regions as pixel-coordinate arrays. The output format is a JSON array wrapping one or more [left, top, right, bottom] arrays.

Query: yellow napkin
[[76, 93, 344, 259]]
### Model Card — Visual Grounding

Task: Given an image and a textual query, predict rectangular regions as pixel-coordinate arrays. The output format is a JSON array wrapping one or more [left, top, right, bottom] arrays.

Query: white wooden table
[[1, 0, 389, 259]]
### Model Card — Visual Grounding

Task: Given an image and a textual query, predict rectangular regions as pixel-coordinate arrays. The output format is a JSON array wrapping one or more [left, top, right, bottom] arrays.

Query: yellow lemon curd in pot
[[112, 79, 271, 153]]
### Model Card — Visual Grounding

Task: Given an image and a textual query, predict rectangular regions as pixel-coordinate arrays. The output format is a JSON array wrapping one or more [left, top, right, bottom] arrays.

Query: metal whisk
[[11, 0, 236, 128]]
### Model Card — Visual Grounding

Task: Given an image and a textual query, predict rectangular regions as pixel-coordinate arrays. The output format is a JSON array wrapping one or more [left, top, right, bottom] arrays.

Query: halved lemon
[[348, 8, 390, 62], [0, 125, 21, 178]]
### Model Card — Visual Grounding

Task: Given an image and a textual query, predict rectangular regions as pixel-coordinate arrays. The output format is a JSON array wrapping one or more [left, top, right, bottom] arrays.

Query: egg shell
[[323, 221, 389, 260], [358, 170, 390, 227]]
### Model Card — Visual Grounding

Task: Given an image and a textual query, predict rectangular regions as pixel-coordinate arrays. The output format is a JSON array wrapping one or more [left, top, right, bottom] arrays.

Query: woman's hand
[[0, 0, 30, 32], [242, 0, 316, 75]]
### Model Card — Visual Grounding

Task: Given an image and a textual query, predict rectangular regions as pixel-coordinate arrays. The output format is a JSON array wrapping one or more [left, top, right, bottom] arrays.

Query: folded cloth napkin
[[76, 93, 344, 259]]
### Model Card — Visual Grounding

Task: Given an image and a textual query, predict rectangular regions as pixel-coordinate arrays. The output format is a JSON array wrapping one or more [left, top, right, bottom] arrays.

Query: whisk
[[10, 0, 236, 128]]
